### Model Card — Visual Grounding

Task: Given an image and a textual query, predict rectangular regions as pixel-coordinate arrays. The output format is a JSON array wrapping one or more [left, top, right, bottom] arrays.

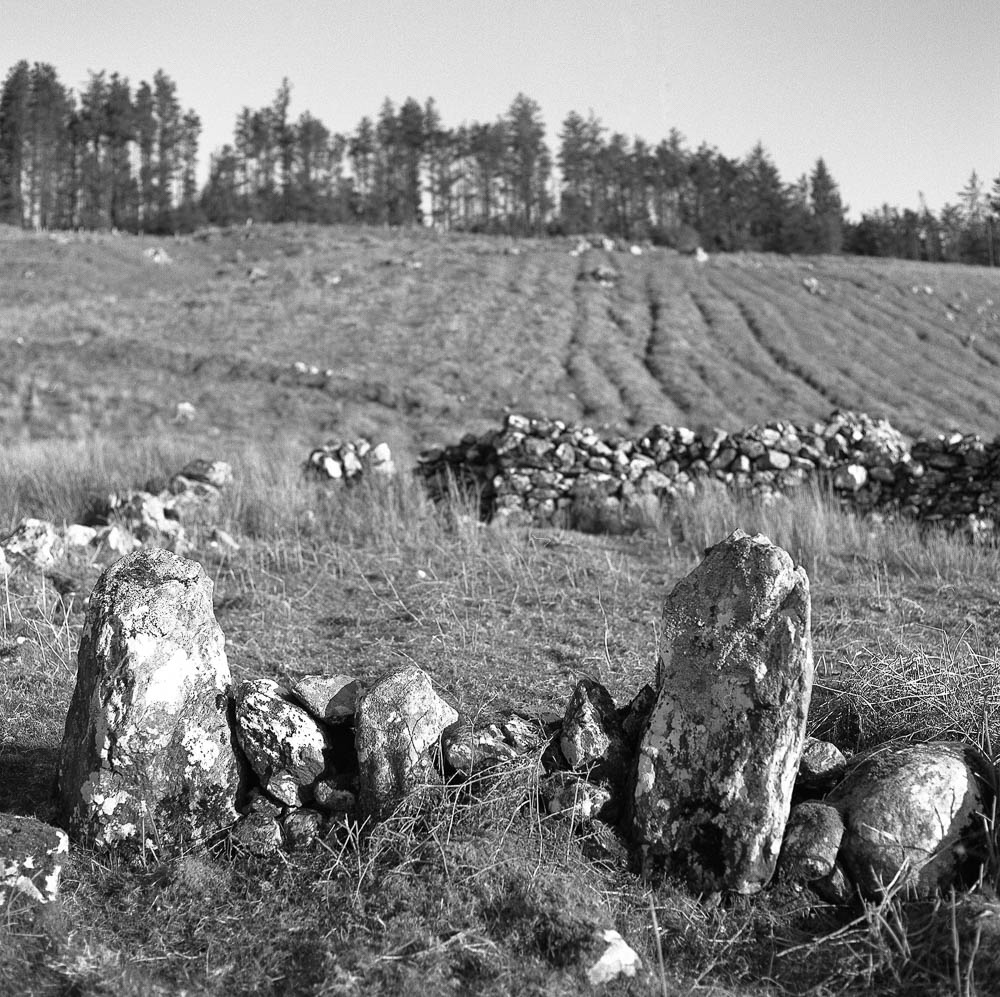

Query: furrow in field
[[640, 260, 798, 428], [717, 259, 1000, 435]]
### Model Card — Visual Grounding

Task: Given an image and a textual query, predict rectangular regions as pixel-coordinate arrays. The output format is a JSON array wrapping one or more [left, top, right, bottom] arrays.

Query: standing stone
[[56, 548, 238, 851], [355, 666, 458, 823], [632, 529, 813, 893]]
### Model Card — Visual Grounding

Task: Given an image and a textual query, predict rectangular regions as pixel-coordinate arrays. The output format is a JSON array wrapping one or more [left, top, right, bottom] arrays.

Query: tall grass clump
[[0, 435, 203, 532], [666, 479, 879, 578]]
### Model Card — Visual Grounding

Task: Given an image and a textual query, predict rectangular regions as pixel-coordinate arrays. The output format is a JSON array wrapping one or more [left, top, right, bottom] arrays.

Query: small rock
[[779, 801, 845, 881], [560, 678, 628, 787], [62, 524, 98, 548], [539, 771, 616, 823], [291, 674, 360, 723], [0, 814, 69, 906], [282, 808, 324, 848], [796, 737, 848, 792], [586, 929, 642, 985], [1, 518, 62, 569]]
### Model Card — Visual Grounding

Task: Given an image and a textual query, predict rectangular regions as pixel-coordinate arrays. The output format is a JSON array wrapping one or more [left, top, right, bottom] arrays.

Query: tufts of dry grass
[[3, 437, 1000, 994]]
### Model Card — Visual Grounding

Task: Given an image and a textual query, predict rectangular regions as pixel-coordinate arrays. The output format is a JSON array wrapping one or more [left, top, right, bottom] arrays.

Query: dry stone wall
[[416, 410, 1000, 534]]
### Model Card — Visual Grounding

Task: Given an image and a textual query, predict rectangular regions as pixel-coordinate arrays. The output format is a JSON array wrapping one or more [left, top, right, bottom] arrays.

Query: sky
[[2, 0, 998, 219]]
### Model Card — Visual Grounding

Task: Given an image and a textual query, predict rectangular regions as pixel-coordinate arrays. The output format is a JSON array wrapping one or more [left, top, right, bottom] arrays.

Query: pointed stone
[[632, 529, 813, 893], [560, 678, 627, 787], [56, 548, 238, 852]]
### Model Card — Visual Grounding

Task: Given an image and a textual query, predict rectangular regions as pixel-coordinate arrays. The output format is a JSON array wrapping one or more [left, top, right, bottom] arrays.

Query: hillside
[[2, 224, 999, 471], [5, 224, 1000, 995]]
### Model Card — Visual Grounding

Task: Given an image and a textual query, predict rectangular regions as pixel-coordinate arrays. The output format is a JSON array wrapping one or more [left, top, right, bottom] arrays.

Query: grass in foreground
[[2, 442, 1000, 995]]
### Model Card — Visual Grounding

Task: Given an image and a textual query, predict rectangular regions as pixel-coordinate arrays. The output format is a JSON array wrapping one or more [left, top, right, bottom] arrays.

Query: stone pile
[[306, 439, 395, 483], [417, 410, 1000, 535], [34, 535, 991, 916], [0, 459, 237, 580]]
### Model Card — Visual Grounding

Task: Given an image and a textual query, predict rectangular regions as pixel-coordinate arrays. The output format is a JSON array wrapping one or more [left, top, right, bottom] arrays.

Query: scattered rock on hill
[[306, 439, 395, 482], [56, 548, 239, 852], [632, 529, 813, 894], [1, 518, 62, 570]]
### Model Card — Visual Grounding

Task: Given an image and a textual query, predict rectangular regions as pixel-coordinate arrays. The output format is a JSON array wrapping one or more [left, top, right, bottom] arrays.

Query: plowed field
[[2, 224, 998, 460]]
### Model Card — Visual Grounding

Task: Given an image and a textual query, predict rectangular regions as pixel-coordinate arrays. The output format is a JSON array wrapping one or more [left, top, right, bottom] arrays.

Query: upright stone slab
[[632, 529, 813, 893], [56, 548, 239, 851], [355, 665, 457, 823]]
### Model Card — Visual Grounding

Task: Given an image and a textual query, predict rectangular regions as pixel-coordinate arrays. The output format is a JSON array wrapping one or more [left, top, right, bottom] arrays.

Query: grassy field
[[3, 226, 1000, 995]]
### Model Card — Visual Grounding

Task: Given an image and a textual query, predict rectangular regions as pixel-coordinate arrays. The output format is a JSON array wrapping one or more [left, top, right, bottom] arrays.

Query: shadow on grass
[[0, 742, 60, 822]]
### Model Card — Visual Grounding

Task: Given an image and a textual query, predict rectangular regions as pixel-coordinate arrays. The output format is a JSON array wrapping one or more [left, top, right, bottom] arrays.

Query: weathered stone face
[[826, 742, 989, 898], [232, 679, 329, 806], [560, 678, 627, 787], [632, 529, 813, 894], [56, 548, 239, 852], [355, 666, 457, 823]]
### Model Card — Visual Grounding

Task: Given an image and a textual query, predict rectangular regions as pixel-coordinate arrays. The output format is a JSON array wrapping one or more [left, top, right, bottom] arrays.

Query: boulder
[[632, 529, 813, 893], [355, 666, 457, 822], [0, 814, 69, 907], [232, 679, 329, 806], [56, 548, 238, 851], [826, 741, 990, 899]]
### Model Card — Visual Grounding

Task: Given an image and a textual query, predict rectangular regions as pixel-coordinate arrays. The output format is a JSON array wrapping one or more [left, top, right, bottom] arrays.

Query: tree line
[[2, 60, 998, 265]]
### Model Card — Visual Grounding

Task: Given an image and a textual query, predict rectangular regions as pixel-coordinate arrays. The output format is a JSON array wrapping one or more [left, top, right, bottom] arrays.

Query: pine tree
[[0, 60, 30, 225], [809, 157, 844, 253], [152, 70, 181, 231], [504, 93, 550, 234]]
